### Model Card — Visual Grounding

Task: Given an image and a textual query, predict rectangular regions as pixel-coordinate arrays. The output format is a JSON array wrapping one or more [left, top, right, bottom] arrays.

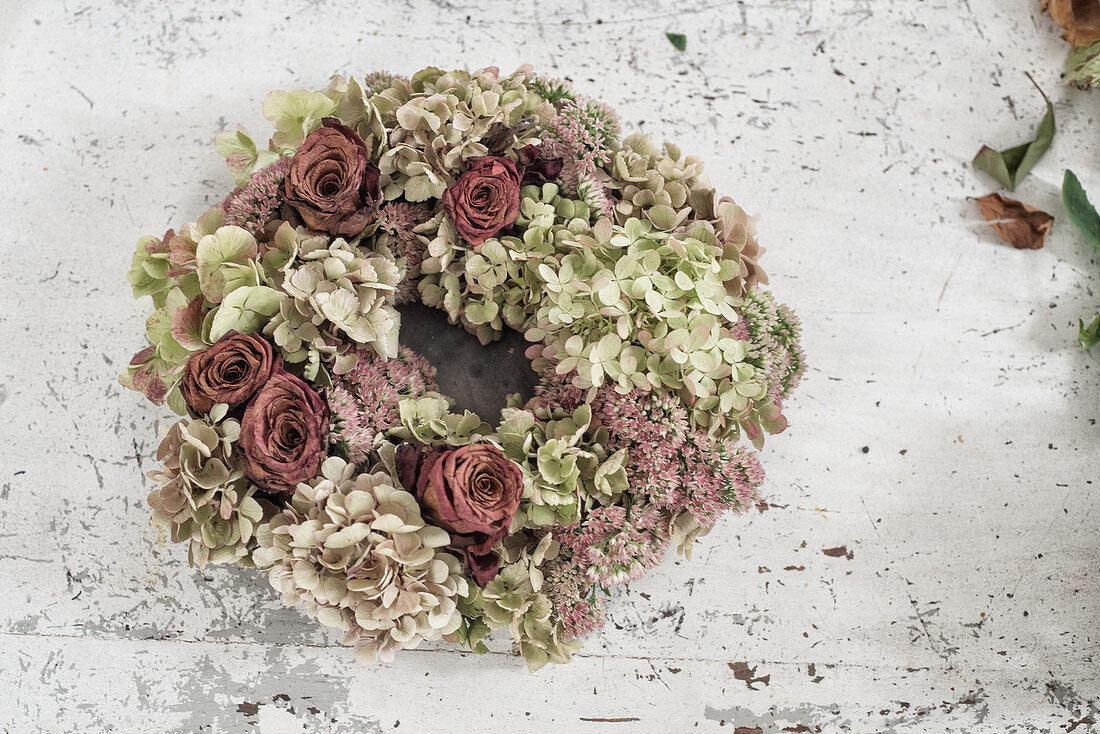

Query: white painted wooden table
[[2, 0, 1098, 731]]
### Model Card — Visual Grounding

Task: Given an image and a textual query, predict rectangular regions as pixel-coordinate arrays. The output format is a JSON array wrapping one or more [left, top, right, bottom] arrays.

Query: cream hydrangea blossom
[[146, 406, 265, 569], [266, 233, 403, 373], [374, 66, 553, 202], [252, 457, 468, 663]]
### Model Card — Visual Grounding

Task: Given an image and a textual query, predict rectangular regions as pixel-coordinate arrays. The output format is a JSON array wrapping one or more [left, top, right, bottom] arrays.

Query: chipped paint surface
[[1, 0, 1098, 731]]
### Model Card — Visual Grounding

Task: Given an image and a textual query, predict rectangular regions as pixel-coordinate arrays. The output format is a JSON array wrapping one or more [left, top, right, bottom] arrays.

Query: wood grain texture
[[1, 0, 1097, 731]]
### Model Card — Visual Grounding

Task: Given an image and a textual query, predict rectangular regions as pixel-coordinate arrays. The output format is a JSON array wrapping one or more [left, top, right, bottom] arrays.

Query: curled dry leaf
[[974, 193, 1054, 250], [971, 76, 1054, 192], [1042, 0, 1100, 46]]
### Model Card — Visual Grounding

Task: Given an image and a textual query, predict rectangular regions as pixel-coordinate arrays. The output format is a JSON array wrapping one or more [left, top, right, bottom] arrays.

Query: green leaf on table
[[972, 76, 1054, 192], [1062, 169, 1100, 250], [1079, 313, 1100, 350], [666, 32, 687, 51], [1066, 41, 1100, 90], [1062, 171, 1100, 351]]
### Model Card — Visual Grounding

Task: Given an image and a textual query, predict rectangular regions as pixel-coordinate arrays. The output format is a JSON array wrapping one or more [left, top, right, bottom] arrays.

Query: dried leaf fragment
[[972, 76, 1054, 192], [974, 193, 1054, 250], [1042, 0, 1100, 47], [1065, 40, 1100, 89]]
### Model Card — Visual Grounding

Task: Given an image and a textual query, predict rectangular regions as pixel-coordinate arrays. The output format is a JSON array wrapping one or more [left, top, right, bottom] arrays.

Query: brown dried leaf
[[1042, 0, 1100, 46], [974, 193, 1054, 250]]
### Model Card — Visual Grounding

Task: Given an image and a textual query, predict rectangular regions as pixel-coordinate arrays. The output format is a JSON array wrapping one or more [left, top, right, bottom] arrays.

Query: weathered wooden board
[[1, 0, 1097, 731]]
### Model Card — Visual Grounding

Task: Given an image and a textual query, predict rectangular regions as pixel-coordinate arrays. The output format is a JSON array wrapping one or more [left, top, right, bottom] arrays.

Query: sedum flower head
[[252, 456, 468, 664], [327, 346, 440, 464], [147, 408, 266, 569], [739, 286, 807, 404], [529, 75, 577, 106], [542, 94, 620, 196], [531, 370, 765, 534], [540, 545, 606, 640], [221, 157, 293, 235], [359, 70, 407, 97], [557, 503, 669, 587]]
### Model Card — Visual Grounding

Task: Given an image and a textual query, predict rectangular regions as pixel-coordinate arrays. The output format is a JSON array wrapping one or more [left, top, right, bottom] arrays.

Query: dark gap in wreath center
[[397, 302, 538, 422]]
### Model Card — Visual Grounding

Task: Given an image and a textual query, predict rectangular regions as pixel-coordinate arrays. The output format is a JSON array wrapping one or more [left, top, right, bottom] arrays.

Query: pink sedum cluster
[[540, 546, 607, 639], [222, 156, 293, 235], [542, 94, 620, 200], [558, 504, 670, 587], [529, 367, 765, 636], [531, 370, 765, 525], [326, 345, 439, 463]]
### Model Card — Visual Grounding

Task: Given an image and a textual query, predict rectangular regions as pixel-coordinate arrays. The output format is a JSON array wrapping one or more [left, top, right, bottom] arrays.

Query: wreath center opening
[[396, 302, 538, 421]]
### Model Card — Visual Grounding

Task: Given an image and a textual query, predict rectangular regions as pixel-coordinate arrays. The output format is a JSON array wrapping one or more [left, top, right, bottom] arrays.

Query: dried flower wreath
[[123, 66, 805, 669]]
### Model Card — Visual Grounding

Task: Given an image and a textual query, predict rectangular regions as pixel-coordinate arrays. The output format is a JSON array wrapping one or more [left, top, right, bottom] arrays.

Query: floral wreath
[[122, 66, 805, 670]]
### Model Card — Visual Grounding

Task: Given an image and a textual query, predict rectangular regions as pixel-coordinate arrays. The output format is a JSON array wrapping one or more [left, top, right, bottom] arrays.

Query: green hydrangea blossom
[[497, 403, 626, 528]]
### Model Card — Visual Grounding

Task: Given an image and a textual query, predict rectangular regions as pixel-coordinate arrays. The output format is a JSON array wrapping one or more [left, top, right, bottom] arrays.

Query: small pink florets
[[222, 157, 293, 235], [326, 345, 439, 463], [530, 367, 767, 637]]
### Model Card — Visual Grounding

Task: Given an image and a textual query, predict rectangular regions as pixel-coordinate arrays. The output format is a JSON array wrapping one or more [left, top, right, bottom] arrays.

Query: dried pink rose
[[282, 118, 381, 237], [239, 371, 329, 493], [441, 156, 522, 246]]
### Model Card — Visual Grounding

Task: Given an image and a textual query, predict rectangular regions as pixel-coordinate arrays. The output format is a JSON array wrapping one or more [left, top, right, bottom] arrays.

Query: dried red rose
[[441, 156, 522, 246], [239, 371, 329, 493], [395, 442, 524, 586], [517, 144, 564, 184], [180, 332, 279, 415], [282, 118, 382, 237]]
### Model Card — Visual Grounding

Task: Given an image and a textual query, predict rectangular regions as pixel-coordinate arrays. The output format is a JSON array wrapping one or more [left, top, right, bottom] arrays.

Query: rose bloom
[[517, 144, 564, 184], [395, 442, 523, 586], [441, 156, 522, 246], [239, 371, 329, 493], [180, 332, 279, 415], [282, 118, 382, 237]]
